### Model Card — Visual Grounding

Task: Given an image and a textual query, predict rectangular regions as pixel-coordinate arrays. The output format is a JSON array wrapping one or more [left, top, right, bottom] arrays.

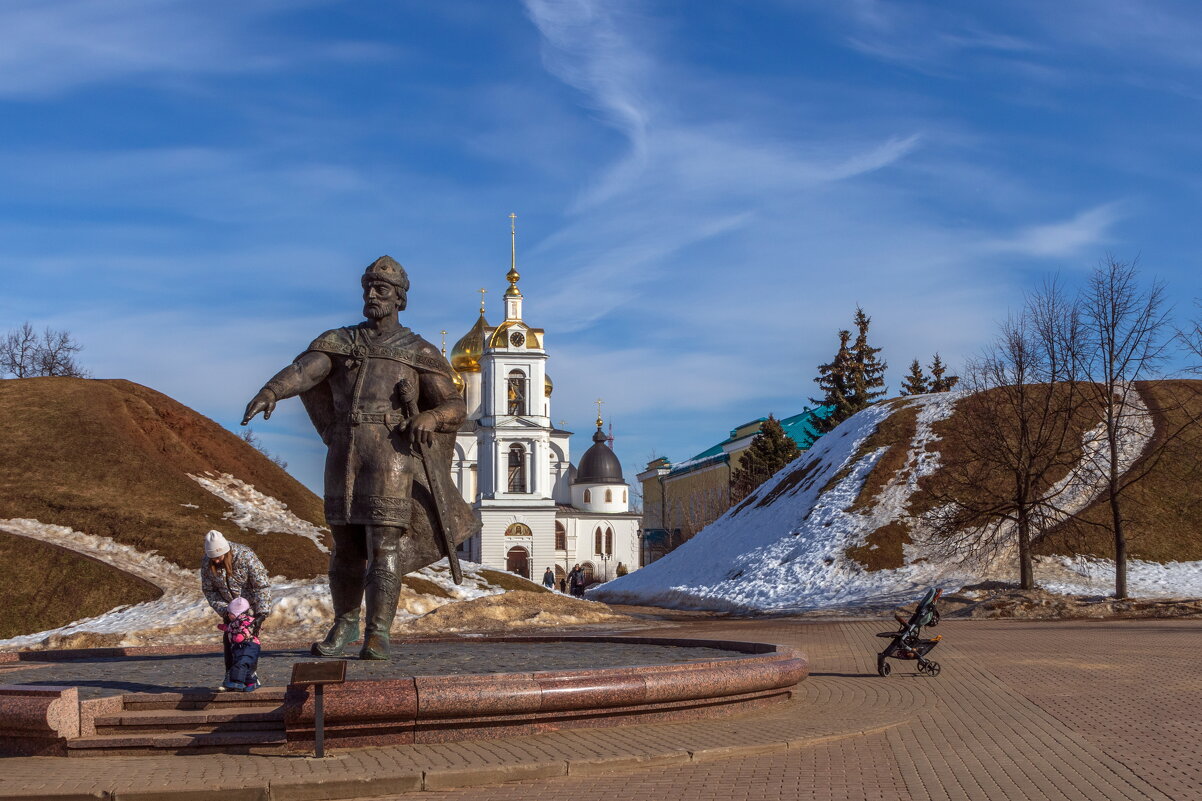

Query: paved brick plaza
[[1, 617, 1198, 801]]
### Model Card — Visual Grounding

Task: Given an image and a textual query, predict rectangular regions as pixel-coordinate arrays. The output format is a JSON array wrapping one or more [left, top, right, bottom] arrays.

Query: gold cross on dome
[[440, 330, 447, 355], [478, 287, 487, 313], [595, 398, 604, 427], [509, 212, 517, 234]]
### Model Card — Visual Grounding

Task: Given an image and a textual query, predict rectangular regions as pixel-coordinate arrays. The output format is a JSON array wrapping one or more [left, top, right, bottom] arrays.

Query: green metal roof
[[668, 405, 833, 476]]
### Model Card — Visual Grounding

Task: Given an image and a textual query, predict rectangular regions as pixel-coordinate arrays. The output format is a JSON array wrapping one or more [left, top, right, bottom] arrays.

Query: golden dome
[[452, 370, 465, 395], [450, 312, 490, 373], [544, 373, 553, 397]]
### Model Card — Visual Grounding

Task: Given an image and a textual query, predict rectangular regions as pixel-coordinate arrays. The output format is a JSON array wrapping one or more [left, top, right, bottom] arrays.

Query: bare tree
[[1, 322, 89, 378], [922, 280, 1086, 589], [1180, 300, 1202, 370], [239, 427, 289, 471], [670, 484, 731, 544], [1076, 257, 1172, 598]]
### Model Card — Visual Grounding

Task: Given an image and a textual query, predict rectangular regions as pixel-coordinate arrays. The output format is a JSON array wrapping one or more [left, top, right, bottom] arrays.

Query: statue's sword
[[399, 379, 464, 585]]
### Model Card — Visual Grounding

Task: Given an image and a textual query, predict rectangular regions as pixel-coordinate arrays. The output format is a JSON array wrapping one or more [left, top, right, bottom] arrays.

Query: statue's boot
[[360, 567, 400, 661], [311, 565, 364, 657]]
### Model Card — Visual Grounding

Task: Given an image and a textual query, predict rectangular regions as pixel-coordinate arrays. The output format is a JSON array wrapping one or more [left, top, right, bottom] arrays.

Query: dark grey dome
[[574, 429, 625, 484]]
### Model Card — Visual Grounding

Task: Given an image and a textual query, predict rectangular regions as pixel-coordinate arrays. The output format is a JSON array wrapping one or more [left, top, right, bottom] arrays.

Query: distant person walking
[[569, 564, 586, 598], [201, 530, 272, 692], [542, 567, 556, 590]]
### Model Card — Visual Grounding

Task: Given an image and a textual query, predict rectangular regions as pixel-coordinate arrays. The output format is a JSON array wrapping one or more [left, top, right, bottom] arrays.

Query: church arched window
[[507, 370, 528, 416], [605, 489, 613, 503], [554, 521, 566, 551], [605, 527, 613, 555], [594, 527, 603, 554], [623, 490, 627, 504], [507, 444, 527, 493], [583, 489, 591, 503]]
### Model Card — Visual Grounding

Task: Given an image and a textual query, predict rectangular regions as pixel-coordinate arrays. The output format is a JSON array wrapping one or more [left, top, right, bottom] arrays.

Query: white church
[[444, 217, 641, 588]]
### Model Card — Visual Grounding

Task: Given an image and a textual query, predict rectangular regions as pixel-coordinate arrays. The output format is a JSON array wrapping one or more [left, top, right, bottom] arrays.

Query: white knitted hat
[[204, 530, 231, 559]]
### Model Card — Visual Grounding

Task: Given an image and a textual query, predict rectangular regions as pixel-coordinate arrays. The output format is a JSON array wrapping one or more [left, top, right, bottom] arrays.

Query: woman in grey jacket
[[200, 530, 272, 690]]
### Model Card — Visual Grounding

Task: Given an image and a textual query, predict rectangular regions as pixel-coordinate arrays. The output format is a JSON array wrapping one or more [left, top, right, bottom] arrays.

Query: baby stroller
[[875, 588, 943, 677]]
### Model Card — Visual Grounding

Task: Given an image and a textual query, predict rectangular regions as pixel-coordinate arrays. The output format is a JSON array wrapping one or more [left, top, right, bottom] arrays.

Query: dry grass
[[477, 568, 551, 593], [0, 532, 161, 639], [844, 520, 912, 572], [0, 377, 329, 575], [848, 402, 920, 514], [396, 590, 631, 634], [817, 400, 911, 498], [1035, 380, 1202, 561], [0, 377, 332, 633], [910, 382, 1101, 526], [402, 574, 454, 599], [837, 380, 1202, 572]]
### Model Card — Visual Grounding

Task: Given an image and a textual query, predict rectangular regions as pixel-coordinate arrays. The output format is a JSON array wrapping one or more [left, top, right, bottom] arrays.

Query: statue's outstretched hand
[[242, 389, 276, 425], [403, 411, 438, 448]]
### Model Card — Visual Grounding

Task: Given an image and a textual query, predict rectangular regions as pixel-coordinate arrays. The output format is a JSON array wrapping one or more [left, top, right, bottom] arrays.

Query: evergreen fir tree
[[900, 358, 929, 395], [810, 329, 855, 432], [850, 306, 888, 408], [928, 353, 959, 392], [730, 415, 801, 502]]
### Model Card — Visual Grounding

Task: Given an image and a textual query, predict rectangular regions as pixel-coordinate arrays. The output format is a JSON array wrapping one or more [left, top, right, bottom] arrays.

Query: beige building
[[638, 408, 830, 563]]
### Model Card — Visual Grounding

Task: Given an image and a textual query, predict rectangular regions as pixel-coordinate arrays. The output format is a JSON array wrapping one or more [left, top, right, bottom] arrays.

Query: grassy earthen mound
[[0, 377, 330, 634], [0, 536, 161, 640], [839, 380, 1202, 572], [0, 377, 328, 572]]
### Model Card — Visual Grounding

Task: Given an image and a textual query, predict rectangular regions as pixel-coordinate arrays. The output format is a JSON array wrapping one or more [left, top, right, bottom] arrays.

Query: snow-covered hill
[[594, 388, 1202, 611]]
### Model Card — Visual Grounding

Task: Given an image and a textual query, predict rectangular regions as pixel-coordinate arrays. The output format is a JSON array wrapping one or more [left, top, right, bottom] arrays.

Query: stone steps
[[93, 706, 285, 734], [120, 688, 289, 710], [70, 688, 290, 756], [67, 729, 289, 757]]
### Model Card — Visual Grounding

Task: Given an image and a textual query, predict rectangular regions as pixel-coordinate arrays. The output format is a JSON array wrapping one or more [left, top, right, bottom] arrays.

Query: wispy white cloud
[[986, 203, 1124, 259], [0, 0, 386, 97], [520, 0, 924, 341]]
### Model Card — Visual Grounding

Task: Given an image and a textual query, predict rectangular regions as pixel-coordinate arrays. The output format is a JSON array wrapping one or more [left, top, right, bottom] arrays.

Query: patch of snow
[[189, 472, 330, 553], [0, 518, 193, 592], [1037, 555, 1202, 598]]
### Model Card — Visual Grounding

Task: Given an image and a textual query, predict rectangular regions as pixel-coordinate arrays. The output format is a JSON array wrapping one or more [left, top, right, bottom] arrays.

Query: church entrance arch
[[580, 561, 595, 586], [506, 546, 530, 578]]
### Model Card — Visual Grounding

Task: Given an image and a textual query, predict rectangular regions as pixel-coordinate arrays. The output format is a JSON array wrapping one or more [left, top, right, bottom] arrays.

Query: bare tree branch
[[0, 322, 89, 378]]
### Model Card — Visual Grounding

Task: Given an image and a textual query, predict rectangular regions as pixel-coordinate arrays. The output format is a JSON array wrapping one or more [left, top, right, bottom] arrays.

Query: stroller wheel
[[878, 660, 891, 677], [923, 661, 941, 676]]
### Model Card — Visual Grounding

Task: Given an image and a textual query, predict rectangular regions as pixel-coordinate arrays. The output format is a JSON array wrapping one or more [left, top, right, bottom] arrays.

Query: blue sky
[[3, 0, 1202, 496]]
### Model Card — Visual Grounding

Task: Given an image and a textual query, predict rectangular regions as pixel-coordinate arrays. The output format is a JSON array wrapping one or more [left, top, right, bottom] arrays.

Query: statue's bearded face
[[363, 281, 406, 319]]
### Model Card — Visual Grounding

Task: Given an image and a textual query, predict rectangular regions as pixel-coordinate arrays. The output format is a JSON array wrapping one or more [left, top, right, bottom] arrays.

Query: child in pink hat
[[217, 596, 261, 691]]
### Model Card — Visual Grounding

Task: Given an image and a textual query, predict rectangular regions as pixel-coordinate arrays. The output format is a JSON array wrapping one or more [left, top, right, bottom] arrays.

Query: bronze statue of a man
[[242, 256, 477, 660]]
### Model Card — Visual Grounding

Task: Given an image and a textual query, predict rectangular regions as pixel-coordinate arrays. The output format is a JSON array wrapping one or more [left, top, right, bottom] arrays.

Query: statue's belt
[[305, 339, 453, 378], [347, 410, 407, 429]]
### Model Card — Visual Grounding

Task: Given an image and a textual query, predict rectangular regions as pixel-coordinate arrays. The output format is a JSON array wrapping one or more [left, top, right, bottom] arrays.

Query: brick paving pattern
[[0, 617, 1198, 800]]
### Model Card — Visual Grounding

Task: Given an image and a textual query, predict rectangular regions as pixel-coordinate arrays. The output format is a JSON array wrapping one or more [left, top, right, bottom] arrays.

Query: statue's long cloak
[[295, 324, 479, 568]]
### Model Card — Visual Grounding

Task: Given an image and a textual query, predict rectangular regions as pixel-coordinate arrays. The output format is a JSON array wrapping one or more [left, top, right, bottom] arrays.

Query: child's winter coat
[[218, 610, 261, 689]]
